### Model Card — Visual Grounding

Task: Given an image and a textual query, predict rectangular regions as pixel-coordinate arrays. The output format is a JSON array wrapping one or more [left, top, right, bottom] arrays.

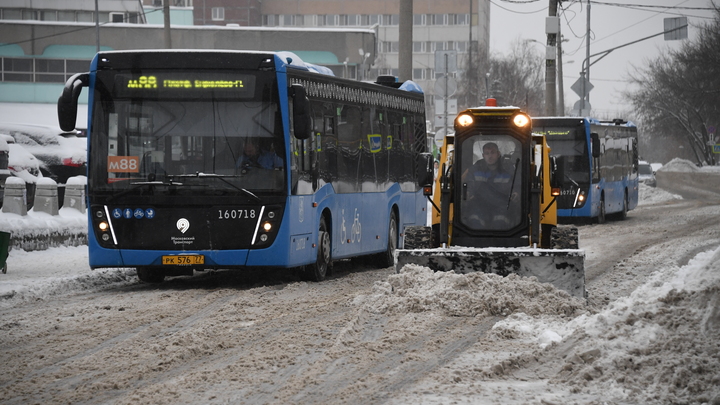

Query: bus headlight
[[98, 221, 109, 231], [456, 114, 474, 127], [262, 222, 272, 232], [512, 113, 530, 128]]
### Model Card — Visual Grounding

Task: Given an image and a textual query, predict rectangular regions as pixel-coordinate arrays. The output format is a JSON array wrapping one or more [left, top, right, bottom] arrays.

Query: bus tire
[[302, 217, 330, 282], [372, 210, 398, 269], [137, 267, 165, 283], [596, 195, 606, 224]]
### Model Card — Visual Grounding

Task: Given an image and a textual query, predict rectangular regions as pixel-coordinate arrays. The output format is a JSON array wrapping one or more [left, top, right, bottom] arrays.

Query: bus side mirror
[[290, 84, 311, 140], [590, 132, 600, 158], [551, 156, 564, 190], [58, 72, 89, 132], [418, 153, 434, 188]]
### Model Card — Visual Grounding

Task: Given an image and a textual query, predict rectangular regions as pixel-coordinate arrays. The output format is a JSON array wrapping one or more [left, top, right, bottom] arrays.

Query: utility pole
[[163, 0, 172, 49], [468, 0, 475, 106], [398, 0, 413, 82], [94, 0, 100, 52], [545, 0, 559, 116], [557, 35, 565, 116]]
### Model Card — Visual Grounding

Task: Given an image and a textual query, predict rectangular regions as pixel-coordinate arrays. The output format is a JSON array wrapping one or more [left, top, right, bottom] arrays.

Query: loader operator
[[461, 142, 520, 230]]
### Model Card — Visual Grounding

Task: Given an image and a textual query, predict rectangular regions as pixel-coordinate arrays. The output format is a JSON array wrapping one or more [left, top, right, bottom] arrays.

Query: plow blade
[[395, 247, 586, 299]]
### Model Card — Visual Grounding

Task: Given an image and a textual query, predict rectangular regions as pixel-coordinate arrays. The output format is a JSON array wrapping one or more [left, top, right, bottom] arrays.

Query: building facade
[[2, 0, 490, 126], [196, 0, 491, 128]]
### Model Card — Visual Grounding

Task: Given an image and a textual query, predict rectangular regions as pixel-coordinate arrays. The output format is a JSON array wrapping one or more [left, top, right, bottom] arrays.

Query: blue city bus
[[532, 117, 639, 223], [57, 50, 431, 283]]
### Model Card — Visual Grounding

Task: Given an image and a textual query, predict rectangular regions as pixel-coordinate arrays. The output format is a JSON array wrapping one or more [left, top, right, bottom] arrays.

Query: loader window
[[459, 135, 522, 231]]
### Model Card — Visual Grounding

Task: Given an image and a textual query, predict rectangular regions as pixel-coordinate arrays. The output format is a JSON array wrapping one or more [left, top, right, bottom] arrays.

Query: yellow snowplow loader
[[397, 100, 585, 298]]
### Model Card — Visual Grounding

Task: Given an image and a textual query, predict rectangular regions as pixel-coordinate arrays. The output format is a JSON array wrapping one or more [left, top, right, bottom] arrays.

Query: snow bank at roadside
[[0, 246, 136, 309], [658, 158, 720, 173]]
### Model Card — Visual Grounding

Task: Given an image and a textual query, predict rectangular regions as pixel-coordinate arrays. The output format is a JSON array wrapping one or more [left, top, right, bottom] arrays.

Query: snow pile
[[638, 183, 682, 205], [0, 206, 86, 246], [491, 246, 720, 404], [0, 246, 136, 309], [362, 264, 585, 317], [656, 158, 700, 172]]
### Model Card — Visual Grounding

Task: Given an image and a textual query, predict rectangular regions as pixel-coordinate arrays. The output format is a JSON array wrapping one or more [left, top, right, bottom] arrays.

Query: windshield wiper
[[506, 158, 520, 210], [564, 173, 580, 188], [169, 172, 261, 203]]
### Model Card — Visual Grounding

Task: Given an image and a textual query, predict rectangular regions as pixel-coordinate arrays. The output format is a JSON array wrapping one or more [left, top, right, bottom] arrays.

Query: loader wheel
[[551, 226, 579, 249], [137, 267, 165, 283], [302, 217, 331, 282], [403, 226, 432, 249], [372, 211, 398, 269]]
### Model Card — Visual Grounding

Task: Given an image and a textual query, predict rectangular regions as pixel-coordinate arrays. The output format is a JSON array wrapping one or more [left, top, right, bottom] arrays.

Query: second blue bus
[[532, 117, 639, 223]]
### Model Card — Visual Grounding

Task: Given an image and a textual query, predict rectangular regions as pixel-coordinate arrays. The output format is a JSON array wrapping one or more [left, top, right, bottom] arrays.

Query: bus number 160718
[[217, 209, 256, 220]]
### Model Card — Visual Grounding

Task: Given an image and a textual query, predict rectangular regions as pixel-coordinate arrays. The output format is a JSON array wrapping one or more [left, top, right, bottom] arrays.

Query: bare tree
[[627, 8, 720, 166], [456, 40, 544, 115]]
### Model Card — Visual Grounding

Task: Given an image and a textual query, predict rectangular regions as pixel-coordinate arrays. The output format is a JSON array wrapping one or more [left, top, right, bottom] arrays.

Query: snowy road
[[1, 186, 719, 404]]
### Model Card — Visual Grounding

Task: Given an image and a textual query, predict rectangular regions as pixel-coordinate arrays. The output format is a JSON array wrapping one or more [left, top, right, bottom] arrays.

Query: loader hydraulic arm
[[439, 162, 452, 246]]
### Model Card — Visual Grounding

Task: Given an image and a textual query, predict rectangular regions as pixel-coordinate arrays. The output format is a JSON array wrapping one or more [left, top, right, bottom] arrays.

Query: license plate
[[162, 255, 205, 265]]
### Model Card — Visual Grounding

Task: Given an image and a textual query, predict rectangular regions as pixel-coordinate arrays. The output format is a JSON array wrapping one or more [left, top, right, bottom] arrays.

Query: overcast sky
[[488, 0, 717, 118]]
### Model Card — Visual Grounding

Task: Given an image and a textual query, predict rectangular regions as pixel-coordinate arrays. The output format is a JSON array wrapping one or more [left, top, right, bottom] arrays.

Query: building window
[[413, 42, 424, 53], [381, 41, 399, 53], [110, 12, 124, 23], [263, 14, 278, 26], [413, 14, 425, 26], [281, 14, 295, 26], [347, 14, 359, 26], [429, 14, 445, 25], [40, 10, 57, 21], [57, 10, 75, 22], [412, 68, 424, 80], [22, 9, 37, 20], [382, 14, 398, 26], [211, 7, 224, 21], [77, 11, 94, 22], [452, 13, 469, 25]]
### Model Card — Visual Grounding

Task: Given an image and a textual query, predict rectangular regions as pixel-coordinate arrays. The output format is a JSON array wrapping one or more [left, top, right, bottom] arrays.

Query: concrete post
[[33, 178, 59, 215], [2, 177, 27, 216]]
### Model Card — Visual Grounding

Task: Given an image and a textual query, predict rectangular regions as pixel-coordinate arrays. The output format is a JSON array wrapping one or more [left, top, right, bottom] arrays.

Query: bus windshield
[[90, 69, 284, 195], [538, 127, 590, 185]]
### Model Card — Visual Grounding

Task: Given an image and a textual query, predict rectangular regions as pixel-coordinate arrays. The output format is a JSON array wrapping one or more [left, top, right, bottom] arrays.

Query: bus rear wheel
[[302, 217, 330, 282], [137, 267, 165, 283], [372, 210, 397, 269]]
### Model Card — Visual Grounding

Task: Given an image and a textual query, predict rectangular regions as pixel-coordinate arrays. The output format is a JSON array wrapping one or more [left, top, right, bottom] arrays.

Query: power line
[[589, 1, 717, 11], [490, 0, 547, 14]]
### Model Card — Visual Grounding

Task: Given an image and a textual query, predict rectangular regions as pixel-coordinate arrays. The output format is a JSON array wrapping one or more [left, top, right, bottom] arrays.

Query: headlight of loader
[[512, 113, 530, 128], [456, 114, 474, 127]]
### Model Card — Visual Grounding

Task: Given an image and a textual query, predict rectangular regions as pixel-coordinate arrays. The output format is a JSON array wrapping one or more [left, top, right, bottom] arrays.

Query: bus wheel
[[137, 267, 165, 283], [302, 217, 330, 282], [373, 210, 397, 269], [597, 195, 606, 224]]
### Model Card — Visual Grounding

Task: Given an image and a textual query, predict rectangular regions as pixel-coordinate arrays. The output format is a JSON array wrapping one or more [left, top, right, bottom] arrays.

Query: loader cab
[[450, 103, 532, 247]]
